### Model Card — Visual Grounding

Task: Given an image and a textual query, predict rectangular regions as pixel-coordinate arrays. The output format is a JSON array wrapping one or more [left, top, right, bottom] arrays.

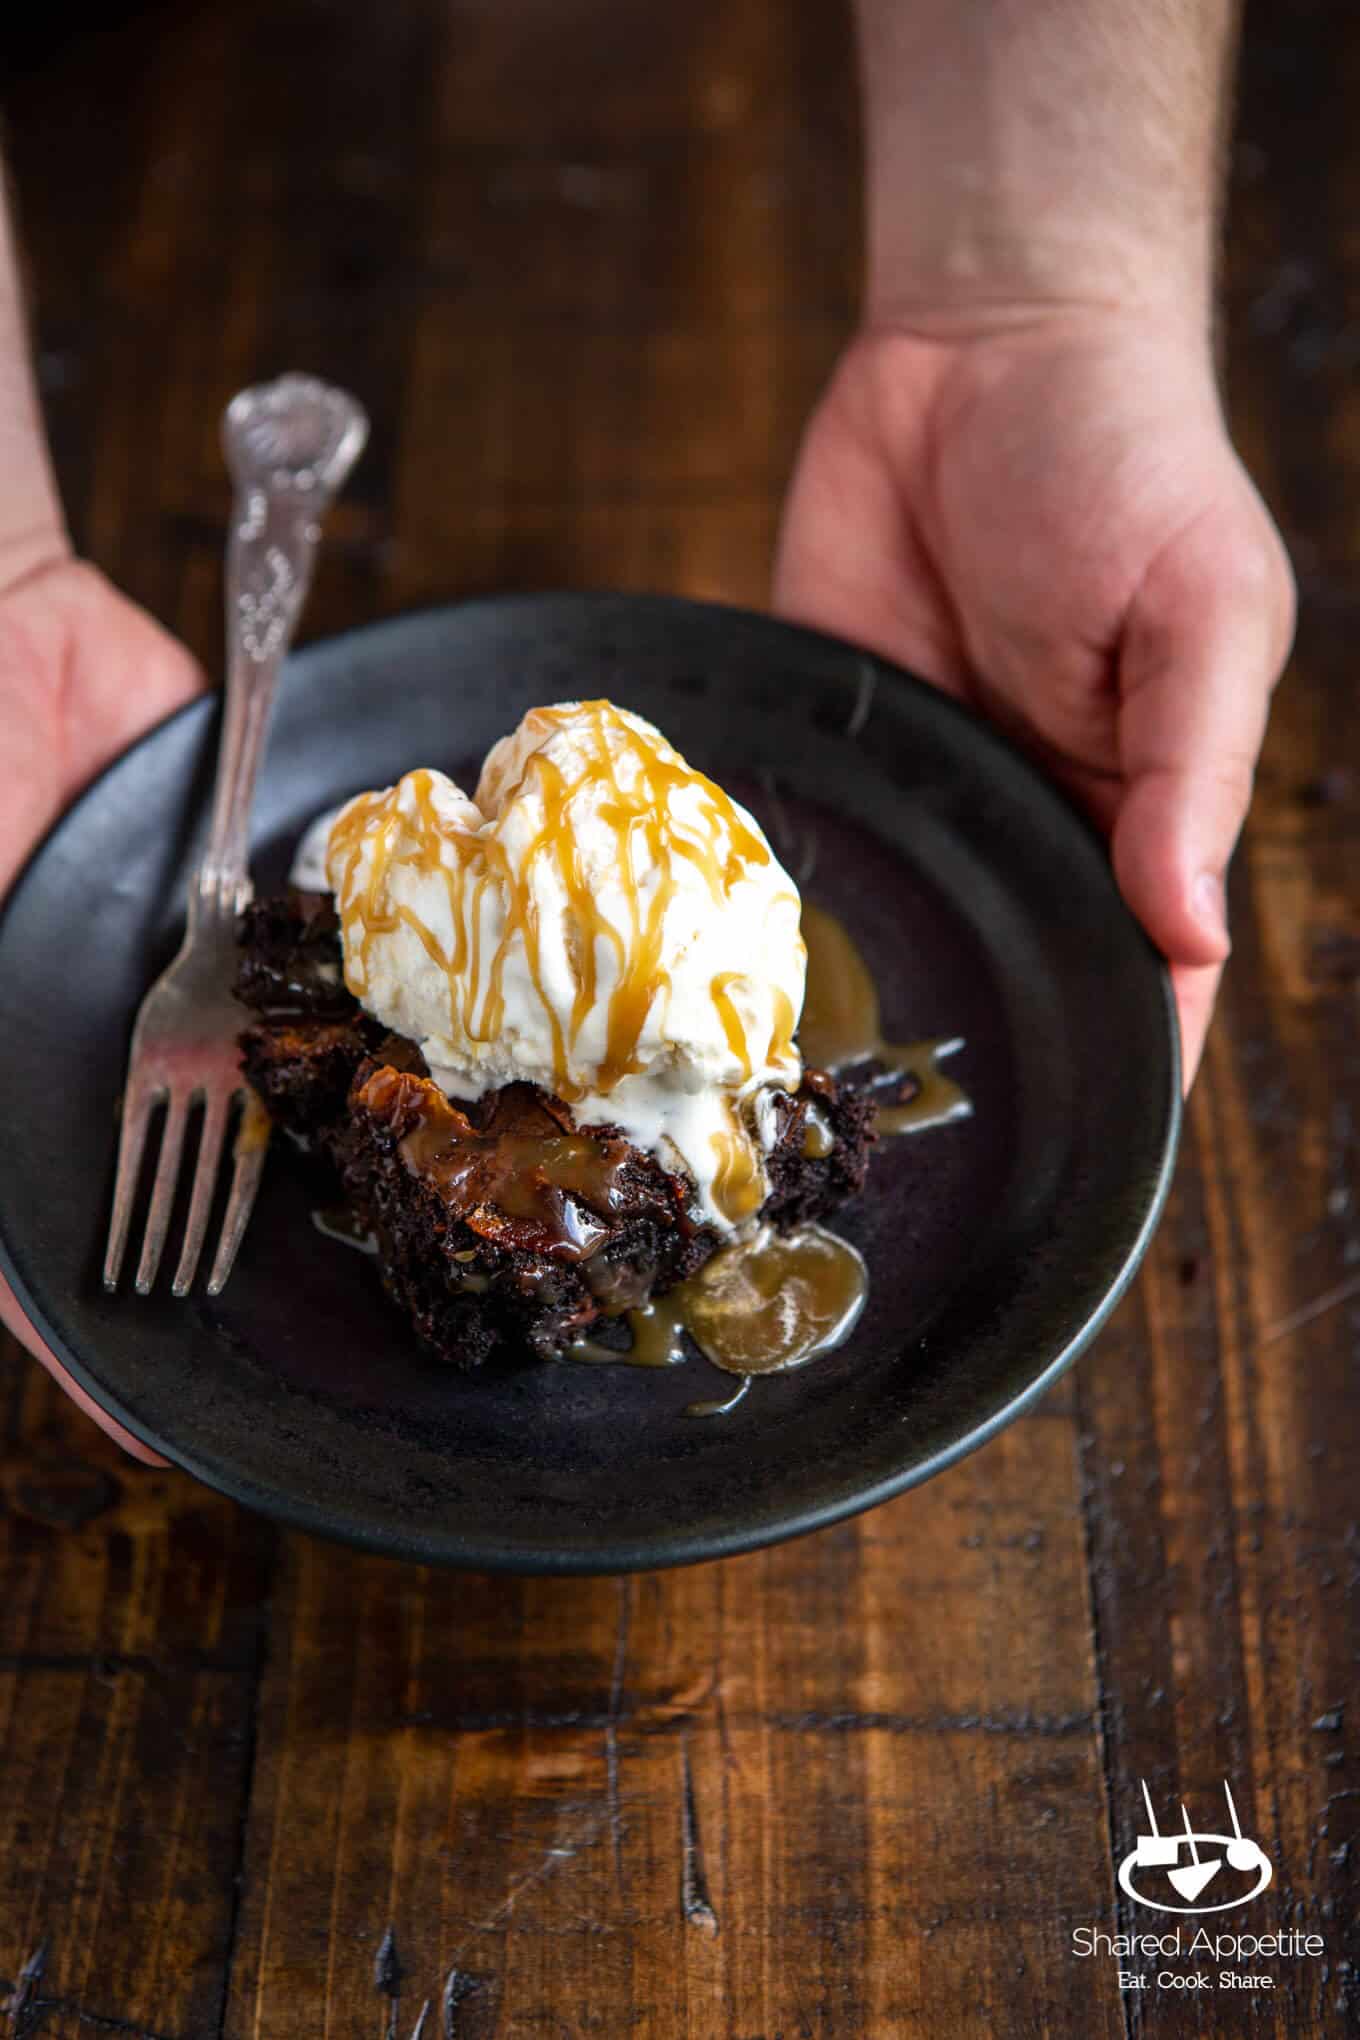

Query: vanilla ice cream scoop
[[316, 701, 807, 1227]]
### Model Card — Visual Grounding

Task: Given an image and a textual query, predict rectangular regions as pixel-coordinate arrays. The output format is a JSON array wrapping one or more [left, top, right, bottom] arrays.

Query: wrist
[[826, 307, 1231, 487], [855, 281, 1218, 365], [864, 208, 1215, 346], [0, 510, 70, 595]]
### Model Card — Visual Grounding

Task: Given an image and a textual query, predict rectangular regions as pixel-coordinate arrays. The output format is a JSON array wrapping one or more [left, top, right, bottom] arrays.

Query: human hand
[[0, 554, 204, 1460], [774, 312, 1295, 1083]]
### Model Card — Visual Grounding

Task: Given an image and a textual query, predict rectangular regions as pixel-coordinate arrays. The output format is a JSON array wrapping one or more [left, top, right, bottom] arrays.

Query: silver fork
[[102, 374, 368, 1299]]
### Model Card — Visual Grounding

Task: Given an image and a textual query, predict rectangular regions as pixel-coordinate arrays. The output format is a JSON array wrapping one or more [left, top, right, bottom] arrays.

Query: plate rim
[[0, 591, 1182, 1571]]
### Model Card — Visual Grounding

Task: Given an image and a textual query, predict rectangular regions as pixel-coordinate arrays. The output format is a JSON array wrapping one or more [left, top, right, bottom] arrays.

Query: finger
[[0, 1271, 170, 1466], [1112, 499, 1294, 972], [1171, 961, 1223, 1093]]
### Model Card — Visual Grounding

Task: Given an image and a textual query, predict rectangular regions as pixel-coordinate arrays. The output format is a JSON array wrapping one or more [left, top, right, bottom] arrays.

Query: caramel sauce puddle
[[798, 902, 972, 1134], [567, 1223, 868, 1414]]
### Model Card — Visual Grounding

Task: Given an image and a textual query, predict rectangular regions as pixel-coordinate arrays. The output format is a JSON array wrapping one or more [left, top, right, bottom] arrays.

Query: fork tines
[[103, 1082, 269, 1297]]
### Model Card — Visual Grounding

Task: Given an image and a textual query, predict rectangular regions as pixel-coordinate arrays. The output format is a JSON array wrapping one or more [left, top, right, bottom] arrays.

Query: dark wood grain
[[1, 2, 1356, 2034]]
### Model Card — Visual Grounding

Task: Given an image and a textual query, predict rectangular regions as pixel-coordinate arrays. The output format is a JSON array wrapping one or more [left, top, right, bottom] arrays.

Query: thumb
[[1112, 496, 1294, 976]]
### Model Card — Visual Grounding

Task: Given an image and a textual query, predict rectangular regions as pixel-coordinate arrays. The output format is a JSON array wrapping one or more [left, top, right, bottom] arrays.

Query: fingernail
[[1193, 871, 1230, 949]]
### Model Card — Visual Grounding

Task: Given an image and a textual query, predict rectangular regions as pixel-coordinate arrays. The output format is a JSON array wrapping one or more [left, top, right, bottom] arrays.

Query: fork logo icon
[[1117, 1781, 1273, 1915]]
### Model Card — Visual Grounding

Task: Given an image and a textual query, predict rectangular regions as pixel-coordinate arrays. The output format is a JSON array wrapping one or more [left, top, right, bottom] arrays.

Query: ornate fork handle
[[195, 374, 368, 920]]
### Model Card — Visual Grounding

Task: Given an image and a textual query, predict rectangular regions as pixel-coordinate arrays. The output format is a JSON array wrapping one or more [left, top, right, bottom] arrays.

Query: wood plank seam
[[209, 1551, 276, 2040], [1074, 1390, 1139, 2040]]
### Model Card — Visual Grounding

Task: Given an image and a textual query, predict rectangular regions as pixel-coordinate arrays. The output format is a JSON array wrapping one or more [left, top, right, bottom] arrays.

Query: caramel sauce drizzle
[[685, 1377, 752, 1419], [568, 1298, 689, 1370], [354, 1064, 636, 1263], [399, 1116, 624, 1255], [710, 972, 752, 1079], [328, 704, 787, 1125], [801, 1102, 836, 1158], [235, 1087, 273, 1156], [798, 902, 972, 1134], [709, 1117, 766, 1222]]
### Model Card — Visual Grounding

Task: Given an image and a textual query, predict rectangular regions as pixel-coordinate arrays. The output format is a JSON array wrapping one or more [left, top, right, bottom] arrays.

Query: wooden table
[[1, 3, 1355, 2033]]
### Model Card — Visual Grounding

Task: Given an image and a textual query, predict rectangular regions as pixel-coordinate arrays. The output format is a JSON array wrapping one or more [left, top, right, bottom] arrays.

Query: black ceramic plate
[[0, 595, 1179, 1571]]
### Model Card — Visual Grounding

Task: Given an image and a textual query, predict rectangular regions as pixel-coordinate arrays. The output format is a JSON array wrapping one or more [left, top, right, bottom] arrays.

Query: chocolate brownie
[[236, 891, 874, 1368]]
